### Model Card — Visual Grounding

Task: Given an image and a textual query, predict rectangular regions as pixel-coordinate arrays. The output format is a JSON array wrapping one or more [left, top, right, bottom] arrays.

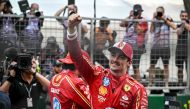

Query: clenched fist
[[68, 12, 82, 33]]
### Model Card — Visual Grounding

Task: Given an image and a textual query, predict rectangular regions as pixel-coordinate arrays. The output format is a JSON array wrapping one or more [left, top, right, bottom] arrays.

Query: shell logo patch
[[99, 86, 108, 96], [52, 75, 64, 86], [123, 84, 131, 92]]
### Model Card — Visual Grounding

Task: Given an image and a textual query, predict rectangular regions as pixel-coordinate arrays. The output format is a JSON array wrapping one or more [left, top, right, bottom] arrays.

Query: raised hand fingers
[[68, 13, 82, 28]]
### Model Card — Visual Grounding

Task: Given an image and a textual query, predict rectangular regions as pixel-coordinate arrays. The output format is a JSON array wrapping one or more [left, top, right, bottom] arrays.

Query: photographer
[[0, 0, 22, 61], [120, 4, 148, 81], [19, 3, 44, 54], [0, 52, 49, 109], [54, 4, 88, 56], [94, 16, 115, 68], [176, 10, 190, 85], [149, 6, 176, 87]]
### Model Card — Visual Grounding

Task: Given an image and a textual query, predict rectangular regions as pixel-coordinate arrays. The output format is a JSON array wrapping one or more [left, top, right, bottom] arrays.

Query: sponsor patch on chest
[[53, 97, 61, 109], [51, 88, 60, 94], [99, 86, 108, 96], [98, 95, 106, 102], [119, 94, 130, 108]]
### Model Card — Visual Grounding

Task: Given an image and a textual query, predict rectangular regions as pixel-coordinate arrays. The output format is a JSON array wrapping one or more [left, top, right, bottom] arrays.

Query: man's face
[[68, 5, 77, 13], [99, 21, 109, 29], [31, 4, 39, 12], [109, 49, 131, 76], [180, 12, 188, 21], [54, 65, 62, 74]]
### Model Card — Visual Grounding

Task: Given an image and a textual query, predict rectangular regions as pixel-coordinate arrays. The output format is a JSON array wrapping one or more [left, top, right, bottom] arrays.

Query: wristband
[[7, 76, 15, 83], [67, 27, 77, 40]]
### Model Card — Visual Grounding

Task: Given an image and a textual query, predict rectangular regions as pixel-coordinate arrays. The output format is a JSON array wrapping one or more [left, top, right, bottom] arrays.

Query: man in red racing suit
[[66, 12, 148, 109], [48, 53, 91, 109]]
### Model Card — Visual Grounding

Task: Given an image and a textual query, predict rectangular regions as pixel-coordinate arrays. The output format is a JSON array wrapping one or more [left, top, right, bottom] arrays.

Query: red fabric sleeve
[[131, 87, 148, 109], [67, 37, 95, 85]]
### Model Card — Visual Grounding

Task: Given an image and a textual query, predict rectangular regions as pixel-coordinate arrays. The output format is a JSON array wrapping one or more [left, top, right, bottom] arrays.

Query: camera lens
[[133, 10, 139, 16], [35, 11, 41, 17], [157, 12, 163, 17]]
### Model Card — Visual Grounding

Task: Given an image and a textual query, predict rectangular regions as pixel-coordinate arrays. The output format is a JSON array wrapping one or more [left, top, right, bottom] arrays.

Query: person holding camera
[[0, 0, 22, 61], [54, 4, 88, 56], [120, 4, 148, 81], [176, 10, 190, 85], [149, 6, 176, 87], [19, 3, 44, 55], [0, 53, 49, 109], [94, 16, 116, 68]]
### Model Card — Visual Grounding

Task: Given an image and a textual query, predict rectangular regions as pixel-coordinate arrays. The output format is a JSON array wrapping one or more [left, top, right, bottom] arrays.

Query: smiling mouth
[[110, 64, 120, 70]]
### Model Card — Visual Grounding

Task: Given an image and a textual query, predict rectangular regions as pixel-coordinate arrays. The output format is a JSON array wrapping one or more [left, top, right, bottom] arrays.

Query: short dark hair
[[157, 6, 165, 12], [180, 10, 188, 14], [62, 64, 76, 71]]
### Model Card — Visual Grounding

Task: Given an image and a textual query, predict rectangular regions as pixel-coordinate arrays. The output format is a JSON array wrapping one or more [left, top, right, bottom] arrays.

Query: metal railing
[[0, 14, 189, 93]]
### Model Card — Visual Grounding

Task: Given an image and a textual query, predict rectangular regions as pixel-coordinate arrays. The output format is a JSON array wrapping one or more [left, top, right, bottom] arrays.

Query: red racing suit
[[67, 34, 148, 109], [48, 70, 91, 109]]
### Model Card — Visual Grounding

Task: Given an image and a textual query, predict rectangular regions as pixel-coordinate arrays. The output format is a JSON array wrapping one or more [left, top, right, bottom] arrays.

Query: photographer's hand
[[31, 58, 37, 75], [9, 70, 16, 77], [0, 69, 16, 92]]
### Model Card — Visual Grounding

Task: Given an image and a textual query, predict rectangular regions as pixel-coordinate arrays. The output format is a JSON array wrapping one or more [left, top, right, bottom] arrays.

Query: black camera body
[[17, 53, 32, 70], [156, 12, 163, 18], [133, 10, 139, 17], [34, 10, 41, 17], [8, 53, 32, 71]]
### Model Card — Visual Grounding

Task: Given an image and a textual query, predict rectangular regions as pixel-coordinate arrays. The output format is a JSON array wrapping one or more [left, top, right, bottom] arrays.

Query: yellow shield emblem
[[124, 84, 131, 92]]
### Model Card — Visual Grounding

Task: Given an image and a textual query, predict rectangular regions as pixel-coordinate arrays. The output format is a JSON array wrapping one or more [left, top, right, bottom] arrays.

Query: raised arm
[[35, 73, 50, 89], [67, 12, 95, 84], [54, 5, 67, 17]]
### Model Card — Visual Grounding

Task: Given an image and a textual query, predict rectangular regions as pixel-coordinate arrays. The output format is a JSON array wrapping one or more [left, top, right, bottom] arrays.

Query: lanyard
[[24, 84, 33, 98]]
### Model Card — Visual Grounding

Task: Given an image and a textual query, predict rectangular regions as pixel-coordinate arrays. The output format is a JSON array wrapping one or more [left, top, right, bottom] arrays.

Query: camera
[[185, 19, 189, 23], [156, 12, 163, 18], [4, 47, 32, 71], [133, 10, 139, 17], [8, 53, 32, 71], [68, 0, 75, 5], [34, 10, 41, 17], [17, 53, 32, 70]]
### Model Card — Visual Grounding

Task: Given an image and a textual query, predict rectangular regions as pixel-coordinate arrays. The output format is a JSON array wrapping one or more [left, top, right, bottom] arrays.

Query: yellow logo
[[99, 86, 107, 96], [123, 84, 131, 92], [52, 75, 64, 86]]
